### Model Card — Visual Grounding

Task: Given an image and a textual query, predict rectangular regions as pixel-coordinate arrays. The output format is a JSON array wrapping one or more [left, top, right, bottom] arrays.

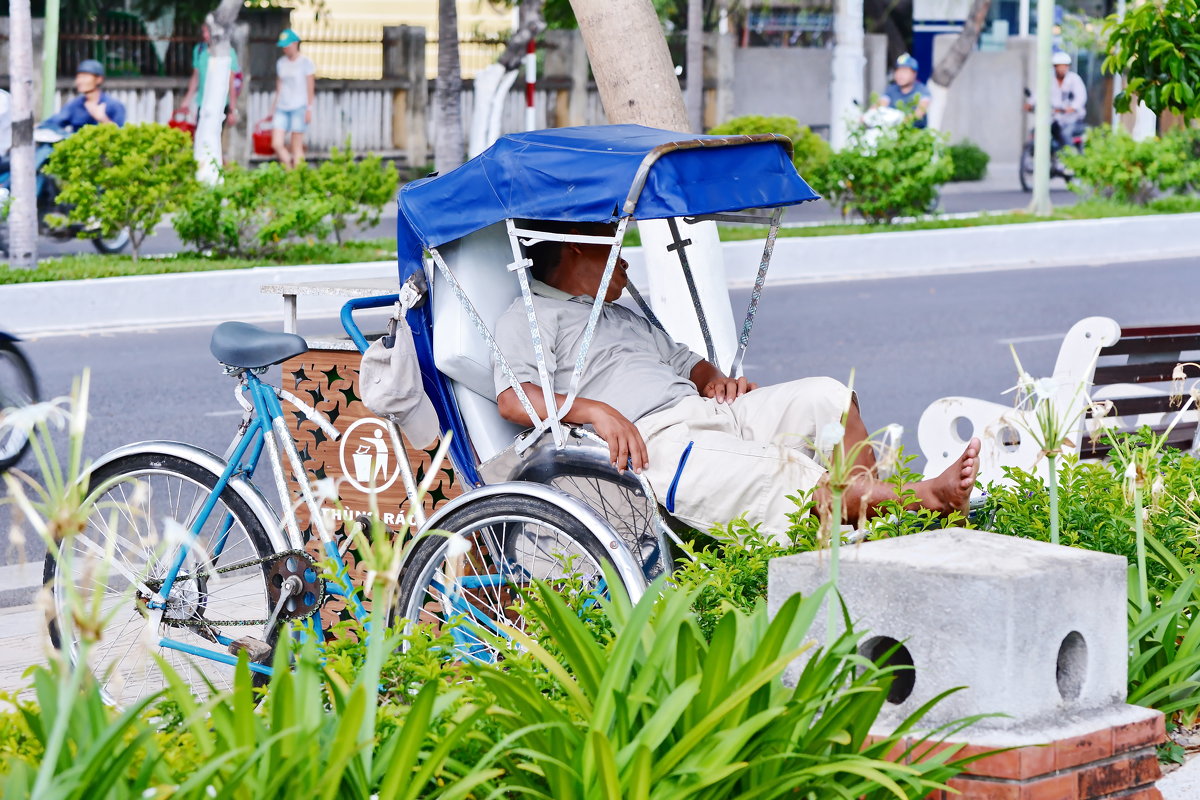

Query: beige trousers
[[635, 377, 853, 540]]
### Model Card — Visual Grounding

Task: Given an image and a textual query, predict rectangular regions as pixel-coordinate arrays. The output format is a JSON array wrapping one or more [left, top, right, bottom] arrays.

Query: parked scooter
[[0, 125, 130, 256], [0, 331, 39, 473], [1019, 88, 1085, 192]]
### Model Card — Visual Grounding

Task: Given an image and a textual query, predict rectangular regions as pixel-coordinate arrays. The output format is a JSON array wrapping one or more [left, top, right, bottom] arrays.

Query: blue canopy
[[395, 124, 819, 279]]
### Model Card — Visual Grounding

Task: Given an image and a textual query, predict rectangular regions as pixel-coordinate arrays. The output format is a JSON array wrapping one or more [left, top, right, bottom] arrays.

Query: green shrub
[[43, 122, 197, 261], [1152, 127, 1200, 195], [173, 162, 334, 258], [815, 123, 954, 223], [314, 144, 400, 244], [708, 114, 832, 179], [948, 140, 990, 182], [1064, 127, 1161, 204]]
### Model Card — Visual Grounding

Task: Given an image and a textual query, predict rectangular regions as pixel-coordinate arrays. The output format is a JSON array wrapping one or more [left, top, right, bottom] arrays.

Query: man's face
[[894, 66, 916, 89], [201, 24, 211, 44], [281, 42, 300, 58], [74, 71, 102, 94], [1054, 64, 1069, 80], [567, 241, 629, 303]]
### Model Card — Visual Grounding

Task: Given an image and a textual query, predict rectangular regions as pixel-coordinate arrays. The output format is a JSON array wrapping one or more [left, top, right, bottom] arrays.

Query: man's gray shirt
[[491, 280, 704, 423]]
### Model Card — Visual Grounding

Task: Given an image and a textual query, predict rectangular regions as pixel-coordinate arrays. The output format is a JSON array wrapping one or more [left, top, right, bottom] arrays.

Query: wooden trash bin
[[263, 278, 463, 633]]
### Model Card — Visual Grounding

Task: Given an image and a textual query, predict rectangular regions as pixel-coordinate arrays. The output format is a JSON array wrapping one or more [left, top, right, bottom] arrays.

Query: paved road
[[36, 183, 1079, 258], [2, 254, 1191, 604]]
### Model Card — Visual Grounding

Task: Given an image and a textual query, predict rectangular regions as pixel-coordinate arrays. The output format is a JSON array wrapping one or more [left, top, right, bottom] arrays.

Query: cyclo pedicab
[[45, 125, 819, 703]]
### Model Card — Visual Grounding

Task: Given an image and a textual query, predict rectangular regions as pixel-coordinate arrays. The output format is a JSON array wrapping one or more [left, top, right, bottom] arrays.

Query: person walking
[[179, 23, 240, 130], [270, 28, 316, 169]]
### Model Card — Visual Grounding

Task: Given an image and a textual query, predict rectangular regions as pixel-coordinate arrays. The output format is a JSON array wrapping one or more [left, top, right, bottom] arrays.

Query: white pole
[[1112, 0, 1126, 131], [1018, 0, 1030, 37], [1030, 0, 1053, 215], [829, 0, 865, 150]]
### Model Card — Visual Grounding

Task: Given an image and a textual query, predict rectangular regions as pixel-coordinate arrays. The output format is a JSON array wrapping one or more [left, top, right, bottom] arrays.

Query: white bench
[[918, 317, 1200, 487]]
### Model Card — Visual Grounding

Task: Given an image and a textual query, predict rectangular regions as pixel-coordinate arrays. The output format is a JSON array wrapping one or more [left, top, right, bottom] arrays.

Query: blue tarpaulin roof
[[395, 124, 819, 279]]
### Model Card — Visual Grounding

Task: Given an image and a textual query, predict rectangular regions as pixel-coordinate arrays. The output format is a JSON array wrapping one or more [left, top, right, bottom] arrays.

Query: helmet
[[76, 59, 105, 77], [1051, 51, 1072, 66], [277, 28, 301, 48], [895, 53, 919, 72]]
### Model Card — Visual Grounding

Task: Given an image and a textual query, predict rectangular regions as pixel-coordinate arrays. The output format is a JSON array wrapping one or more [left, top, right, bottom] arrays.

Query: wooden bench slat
[[1100, 334, 1200, 357], [1082, 421, 1198, 458], [1093, 362, 1200, 386], [1086, 395, 1188, 417], [1118, 324, 1200, 337]]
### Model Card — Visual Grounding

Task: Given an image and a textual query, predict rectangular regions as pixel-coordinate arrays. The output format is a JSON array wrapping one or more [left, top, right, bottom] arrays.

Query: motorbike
[[1020, 88, 1085, 192], [0, 125, 131, 256], [0, 331, 39, 473]]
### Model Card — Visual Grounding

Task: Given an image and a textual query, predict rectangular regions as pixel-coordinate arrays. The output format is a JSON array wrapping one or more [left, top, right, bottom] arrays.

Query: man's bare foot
[[915, 437, 980, 515]]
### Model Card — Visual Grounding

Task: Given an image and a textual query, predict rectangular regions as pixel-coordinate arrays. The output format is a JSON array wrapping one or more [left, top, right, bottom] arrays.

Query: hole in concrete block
[[1056, 631, 1088, 701], [997, 425, 1021, 452], [952, 416, 973, 444], [860, 636, 916, 704]]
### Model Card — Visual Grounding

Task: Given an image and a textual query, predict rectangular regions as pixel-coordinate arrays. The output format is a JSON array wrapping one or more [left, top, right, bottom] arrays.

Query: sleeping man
[[490, 222, 979, 539]]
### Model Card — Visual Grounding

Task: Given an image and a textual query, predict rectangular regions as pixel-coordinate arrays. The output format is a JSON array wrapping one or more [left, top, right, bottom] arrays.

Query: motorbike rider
[[876, 53, 931, 128], [42, 60, 127, 133], [1024, 51, 1087, 151]]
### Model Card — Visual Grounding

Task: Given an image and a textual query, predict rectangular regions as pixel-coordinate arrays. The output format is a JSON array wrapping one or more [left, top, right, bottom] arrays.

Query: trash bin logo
[[338, 417, 402, 494]]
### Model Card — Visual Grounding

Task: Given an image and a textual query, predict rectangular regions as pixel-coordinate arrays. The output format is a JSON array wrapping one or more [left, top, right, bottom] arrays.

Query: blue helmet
[[894, 53, 919, 72], [76, 59, 105, 77]]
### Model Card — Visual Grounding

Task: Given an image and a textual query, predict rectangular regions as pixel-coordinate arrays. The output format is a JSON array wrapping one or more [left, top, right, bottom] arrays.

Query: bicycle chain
[[147, 548, 325, 629]]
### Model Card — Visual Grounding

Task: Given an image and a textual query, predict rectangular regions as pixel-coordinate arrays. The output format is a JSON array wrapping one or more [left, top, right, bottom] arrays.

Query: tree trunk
[[196, 0, 242, 184], [434, 0, 465, 174], [568, 0, 688, 131], [685, 0, 703, 132], [6, 0, 37, 268], [926, 0, 992, 130]]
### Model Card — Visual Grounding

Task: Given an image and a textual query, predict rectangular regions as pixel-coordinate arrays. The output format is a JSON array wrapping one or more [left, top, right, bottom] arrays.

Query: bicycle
[[44, 305, 629, 706], [0, 332, 39, 473]]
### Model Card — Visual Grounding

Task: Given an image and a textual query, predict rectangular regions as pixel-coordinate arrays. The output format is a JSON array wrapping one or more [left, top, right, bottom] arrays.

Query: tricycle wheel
[[395, 493, 623, 663]]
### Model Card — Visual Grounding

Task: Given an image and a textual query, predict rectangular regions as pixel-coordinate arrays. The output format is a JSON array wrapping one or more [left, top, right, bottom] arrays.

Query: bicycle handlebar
[[340, 294, 401, 354]]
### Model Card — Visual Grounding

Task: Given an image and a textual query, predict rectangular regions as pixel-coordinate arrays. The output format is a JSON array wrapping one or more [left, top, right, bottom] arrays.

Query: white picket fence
[[53, 82, 608, 158]]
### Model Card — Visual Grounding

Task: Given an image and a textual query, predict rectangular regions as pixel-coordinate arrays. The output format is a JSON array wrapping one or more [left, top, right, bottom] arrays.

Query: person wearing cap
[[270, 29, 316, 169], [490, 221, 981, 543], [179, 23, 241, 129], [1024, 51, 1088, 151], [877, 54, 930, 128], [42, 60, 127, 132]]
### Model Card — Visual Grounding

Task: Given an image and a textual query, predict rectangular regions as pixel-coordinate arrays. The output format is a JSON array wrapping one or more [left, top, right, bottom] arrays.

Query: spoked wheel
[[395, 494, 624, 663], [43, 451, 277, 706], [1019, 142, 1034, 192], [0, 340, 39, 473]]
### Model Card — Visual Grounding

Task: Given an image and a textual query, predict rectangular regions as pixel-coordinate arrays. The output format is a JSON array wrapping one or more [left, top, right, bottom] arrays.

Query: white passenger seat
[[431, 221, 527, 465]]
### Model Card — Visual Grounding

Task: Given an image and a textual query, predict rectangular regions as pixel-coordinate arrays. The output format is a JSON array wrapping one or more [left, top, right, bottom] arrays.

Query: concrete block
[[767, 528, 1128, 730]]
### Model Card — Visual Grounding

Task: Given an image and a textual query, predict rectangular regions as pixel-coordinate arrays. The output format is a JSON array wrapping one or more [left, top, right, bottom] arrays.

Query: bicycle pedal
[[229, 636, 274, 664]]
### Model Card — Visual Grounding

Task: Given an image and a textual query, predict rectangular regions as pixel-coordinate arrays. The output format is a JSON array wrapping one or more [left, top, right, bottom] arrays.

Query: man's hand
[[226, 108, 239, 126], [84, 99, 110, 124], [588, 402, 648, 473], [701, 375, 757, 404], [305, 107, 313, 124]]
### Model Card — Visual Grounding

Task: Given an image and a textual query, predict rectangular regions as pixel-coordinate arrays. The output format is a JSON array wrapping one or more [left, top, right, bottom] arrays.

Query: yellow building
[[287, 0, 515, 79]]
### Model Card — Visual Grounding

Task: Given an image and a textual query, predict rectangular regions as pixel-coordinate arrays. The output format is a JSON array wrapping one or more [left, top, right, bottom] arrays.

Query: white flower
[[0, 396, 71, 436], [1033, 377, 1057, 403], [817, 422, 845, 451], [1152, 475, 1165, 500], [311, 477, 339, 504], [445, 534, 472, 558]]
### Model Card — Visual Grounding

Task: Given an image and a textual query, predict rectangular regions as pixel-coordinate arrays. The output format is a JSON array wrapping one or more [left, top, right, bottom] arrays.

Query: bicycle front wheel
[[396, 493, 627, 664], [44, 450, 278, 706], [0, 339, 39, 473]]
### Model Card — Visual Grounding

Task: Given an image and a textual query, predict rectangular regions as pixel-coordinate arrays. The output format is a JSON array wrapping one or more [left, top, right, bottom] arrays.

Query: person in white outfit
[[270, 28, 316, 168], [1026, 51, 1088, 151]]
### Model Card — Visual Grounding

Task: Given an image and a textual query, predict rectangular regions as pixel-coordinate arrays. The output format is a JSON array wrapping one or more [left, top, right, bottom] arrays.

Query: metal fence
[[58, 15, 199, 78]]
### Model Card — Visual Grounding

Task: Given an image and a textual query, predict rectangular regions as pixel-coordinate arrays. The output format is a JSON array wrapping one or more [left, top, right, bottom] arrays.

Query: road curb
[[5, 213, 1200, 337], [4, 261, 399, 337]]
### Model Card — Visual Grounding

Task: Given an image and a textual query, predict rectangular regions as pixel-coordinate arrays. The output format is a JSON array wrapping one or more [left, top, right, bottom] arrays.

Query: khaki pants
[[635, 377, 853, 540]]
